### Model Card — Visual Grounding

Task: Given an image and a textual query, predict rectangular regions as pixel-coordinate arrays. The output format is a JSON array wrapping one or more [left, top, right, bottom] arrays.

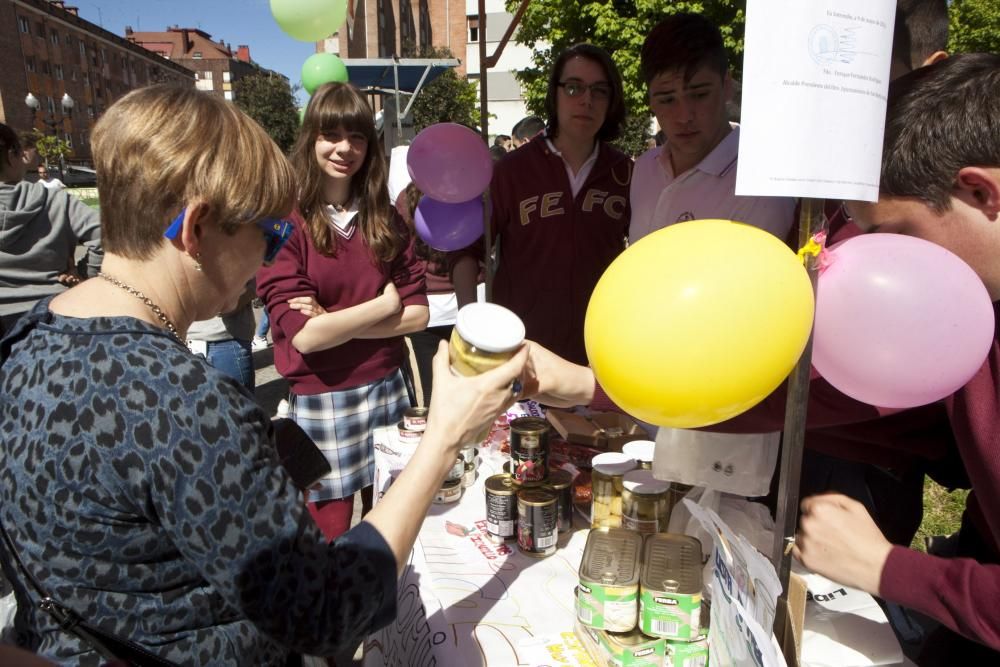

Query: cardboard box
[[775, 572, 807, 667], [547, 409, 650, 452]]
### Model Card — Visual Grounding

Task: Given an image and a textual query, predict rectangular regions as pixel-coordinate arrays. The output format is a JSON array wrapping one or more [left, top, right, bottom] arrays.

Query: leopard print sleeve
[[0, 302, 397, 665]]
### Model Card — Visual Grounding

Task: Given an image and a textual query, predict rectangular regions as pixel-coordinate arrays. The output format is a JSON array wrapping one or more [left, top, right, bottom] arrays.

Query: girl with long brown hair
[[258, 82, 429, 541]]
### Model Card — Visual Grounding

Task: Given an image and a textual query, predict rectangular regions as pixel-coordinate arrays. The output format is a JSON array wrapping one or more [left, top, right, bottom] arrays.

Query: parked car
[[43, 165, 97, 187]]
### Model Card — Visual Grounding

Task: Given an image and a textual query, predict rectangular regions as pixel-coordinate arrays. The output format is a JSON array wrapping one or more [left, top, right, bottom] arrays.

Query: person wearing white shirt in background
[[629, 13, 795, 245], [36, 165, 65, 191]]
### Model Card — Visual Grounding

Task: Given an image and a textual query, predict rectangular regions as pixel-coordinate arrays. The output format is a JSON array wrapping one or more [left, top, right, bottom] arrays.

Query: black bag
[[272, 417, 333, 491]]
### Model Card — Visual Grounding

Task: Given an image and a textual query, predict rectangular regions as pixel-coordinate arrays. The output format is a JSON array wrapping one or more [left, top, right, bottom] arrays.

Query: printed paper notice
[[736, 0, 895, 202]]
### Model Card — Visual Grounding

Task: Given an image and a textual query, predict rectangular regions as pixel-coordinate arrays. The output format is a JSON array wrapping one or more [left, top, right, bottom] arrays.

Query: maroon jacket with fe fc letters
[[455, 138, 632, 365]]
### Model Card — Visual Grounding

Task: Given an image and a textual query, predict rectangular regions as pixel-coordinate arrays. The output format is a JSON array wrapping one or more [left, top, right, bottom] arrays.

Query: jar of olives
[[590, 452, 638, 529]]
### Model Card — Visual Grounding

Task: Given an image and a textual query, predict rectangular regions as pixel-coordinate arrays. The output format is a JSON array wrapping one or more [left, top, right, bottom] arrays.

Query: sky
[[74, 0, 317, 104]]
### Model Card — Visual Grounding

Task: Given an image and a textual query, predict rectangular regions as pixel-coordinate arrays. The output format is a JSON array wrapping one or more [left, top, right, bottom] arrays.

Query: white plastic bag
[[653, 427, 780, 497]]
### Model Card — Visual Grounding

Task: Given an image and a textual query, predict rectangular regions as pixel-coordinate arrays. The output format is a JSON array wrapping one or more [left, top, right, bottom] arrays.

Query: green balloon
[[271, 0, 348, 42], [298, 106, 306, 124], [301, 53, 349, 94]]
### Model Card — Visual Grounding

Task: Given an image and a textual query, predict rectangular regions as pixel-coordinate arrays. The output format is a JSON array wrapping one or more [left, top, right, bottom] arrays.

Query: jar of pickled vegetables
[[621, 470, 671, 534], [590, 452, 638, 529]]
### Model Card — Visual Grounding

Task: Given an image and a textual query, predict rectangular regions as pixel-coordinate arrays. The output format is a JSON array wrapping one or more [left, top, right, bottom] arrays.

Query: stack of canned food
[[484, 417, 576, 557], [575, 528, 708, 667]]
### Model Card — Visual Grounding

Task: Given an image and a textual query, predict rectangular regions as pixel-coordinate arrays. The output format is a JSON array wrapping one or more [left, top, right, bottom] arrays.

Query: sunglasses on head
[[163, 208, 294, 263]]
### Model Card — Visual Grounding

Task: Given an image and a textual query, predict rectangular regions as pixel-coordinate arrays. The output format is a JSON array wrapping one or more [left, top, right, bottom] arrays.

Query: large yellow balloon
[[585, 219, 814, 428]]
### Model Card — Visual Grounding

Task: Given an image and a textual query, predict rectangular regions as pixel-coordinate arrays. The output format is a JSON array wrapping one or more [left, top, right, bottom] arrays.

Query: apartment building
[[0, 0, 192, 162], [126, 26, 286, 103]]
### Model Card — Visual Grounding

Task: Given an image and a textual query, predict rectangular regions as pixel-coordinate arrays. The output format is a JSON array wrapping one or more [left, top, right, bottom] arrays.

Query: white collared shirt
[[629, 124, 795, 245], [325, 201, 360, 238], [544, 135, 601, 197]]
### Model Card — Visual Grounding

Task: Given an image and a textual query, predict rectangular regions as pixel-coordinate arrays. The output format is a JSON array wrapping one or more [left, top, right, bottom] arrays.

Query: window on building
[[83, 72, 89, 85], [54, 64, 63, 80], [64, 133, 73, 148], [223, 71, 231, 83], [36, 22, 45, 38], [87, 105, 94, 118], [468, 18, 479, 43], [80, 41, 86, 56], [80, 131, 88, 146], [224, 90, 233, 101], [65, 34, 72, 45], [17, 16, 29, 33], [50, 29, 59, 45], [42, 61, 50, 76], [25, 57, 36, 73], [193, 51, 203, 59], [47, 96, 55, 113], [70, 68, 77, 82], [101, 48, 107, 65], [202, 70, 213, 80]]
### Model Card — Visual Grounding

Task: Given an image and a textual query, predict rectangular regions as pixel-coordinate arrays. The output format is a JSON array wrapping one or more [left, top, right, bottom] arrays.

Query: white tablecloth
[[366, 426, 596, 667]]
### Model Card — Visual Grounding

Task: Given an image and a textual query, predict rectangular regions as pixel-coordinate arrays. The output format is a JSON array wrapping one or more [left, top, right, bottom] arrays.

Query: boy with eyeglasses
[[452, 43, 632, 365], [630, 13, 795, 245]]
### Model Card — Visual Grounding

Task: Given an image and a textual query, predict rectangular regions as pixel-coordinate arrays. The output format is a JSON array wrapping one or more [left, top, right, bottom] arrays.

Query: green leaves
[[233, 72, 300, 152], [949, 0, 1000, 55]]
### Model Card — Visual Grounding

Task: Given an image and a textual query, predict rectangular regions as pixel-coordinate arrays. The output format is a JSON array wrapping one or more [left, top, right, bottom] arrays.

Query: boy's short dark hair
[[0, 124, 21, 168], [544, 43, 626, 142], [494, 134, 510, 147], [881, 53, 1000, 212], [512, 115, 545, 141], [640, 13, 728, 85], [894, 0, 948, 71]]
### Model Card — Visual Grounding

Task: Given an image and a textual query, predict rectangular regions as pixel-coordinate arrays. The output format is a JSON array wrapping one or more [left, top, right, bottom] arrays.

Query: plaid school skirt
[[289, 369, 410, 502]]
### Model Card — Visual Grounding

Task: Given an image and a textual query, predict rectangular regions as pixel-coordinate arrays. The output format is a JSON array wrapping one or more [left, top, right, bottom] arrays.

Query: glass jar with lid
[[590, 452, 638, 529], [622, 440, 655, 471], [449, 303, 525, 376], [621, 470, 671, 534]]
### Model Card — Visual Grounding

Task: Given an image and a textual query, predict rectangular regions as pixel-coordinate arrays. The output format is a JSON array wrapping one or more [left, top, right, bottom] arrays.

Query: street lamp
[[25, 92, 74, 174]]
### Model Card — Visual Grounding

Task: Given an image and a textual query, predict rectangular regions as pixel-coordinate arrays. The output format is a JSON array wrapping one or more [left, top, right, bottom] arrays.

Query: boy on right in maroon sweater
[[525, 53, 1000, 663]]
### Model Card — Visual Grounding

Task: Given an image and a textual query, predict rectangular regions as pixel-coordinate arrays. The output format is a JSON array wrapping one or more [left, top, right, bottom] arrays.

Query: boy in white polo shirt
[[630, 13, 795, 245]]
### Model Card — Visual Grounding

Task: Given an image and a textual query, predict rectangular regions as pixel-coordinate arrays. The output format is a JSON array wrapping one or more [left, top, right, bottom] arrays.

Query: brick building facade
[[0, 0, 192, 163], [125, 27, 284, 103]]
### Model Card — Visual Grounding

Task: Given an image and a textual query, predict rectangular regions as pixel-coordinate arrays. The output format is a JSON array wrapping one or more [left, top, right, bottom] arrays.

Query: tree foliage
[[508, 0, 746, 151], [33, 130, 71, 167], [948, 0, 1000, 55], [410, 47, 481, 132], [234, 71, 300, 152]]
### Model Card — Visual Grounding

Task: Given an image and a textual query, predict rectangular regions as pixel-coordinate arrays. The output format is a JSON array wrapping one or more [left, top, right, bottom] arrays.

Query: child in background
[[257, 82, 429, 541]]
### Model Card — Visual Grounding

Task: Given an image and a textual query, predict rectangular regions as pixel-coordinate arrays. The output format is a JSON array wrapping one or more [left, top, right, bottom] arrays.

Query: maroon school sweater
[[591, 300, 1000, 648], [256, 210, 427, 394], [455, 138, 632, 365]]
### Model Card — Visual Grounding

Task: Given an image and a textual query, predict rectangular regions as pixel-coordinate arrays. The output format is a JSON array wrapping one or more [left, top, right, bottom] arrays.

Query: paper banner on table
[[736, 0, 896, 202]]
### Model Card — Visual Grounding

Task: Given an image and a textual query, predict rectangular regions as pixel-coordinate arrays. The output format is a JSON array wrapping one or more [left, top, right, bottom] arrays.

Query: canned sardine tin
[[640, 533, 703, 640], [517, 488, 558, 557], [577, 527, 642, 632], [485, 474, 517, 543]]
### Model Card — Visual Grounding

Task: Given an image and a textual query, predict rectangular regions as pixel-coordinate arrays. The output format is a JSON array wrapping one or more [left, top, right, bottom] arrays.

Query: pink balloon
[[414, 196, 484, 251], [812, 234, 994, 408], [407, 123, 493, 203]]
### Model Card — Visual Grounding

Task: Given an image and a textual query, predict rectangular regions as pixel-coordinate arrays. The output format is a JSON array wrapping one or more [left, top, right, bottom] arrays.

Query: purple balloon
[[414, 196, 484, 251], [812, 234, 995, 408], [407, 123, 493, 203]]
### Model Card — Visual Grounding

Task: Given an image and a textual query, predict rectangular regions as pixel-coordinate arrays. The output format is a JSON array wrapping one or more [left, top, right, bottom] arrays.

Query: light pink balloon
[[406, 123, 492, 203], [812, 234, 994, 408]]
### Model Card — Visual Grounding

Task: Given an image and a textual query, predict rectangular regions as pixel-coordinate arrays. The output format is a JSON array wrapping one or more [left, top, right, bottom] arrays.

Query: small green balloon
[[271, 0, 347, 42], [301, 53, 349, 94]]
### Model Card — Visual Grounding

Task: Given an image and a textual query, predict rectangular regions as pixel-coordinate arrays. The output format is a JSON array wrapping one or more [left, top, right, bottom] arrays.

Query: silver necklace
[[97, 272, 181, 340]]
